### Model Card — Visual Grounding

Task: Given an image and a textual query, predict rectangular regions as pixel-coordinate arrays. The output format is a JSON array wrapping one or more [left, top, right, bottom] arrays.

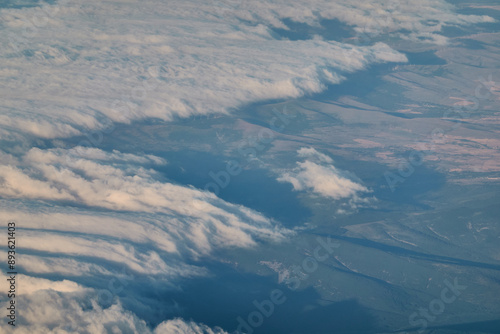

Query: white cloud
[[0, 286, 227, 334], [0, 0, 490, 142], [154, 318, 228, 334], [0, 289, 150, 334], [2, 273, 85, 295], [0, 1, 494, 332], [279, 160, 369, 199], [0, 147, 289, 249], [0, 0, 492, 139], [225, 0, 494, 44], [0, 147, 291, 278], [278, 148, 370, 201], [0, 146, 292, 331], [297, 147, 333, 163], [0, 0, 412, 142]]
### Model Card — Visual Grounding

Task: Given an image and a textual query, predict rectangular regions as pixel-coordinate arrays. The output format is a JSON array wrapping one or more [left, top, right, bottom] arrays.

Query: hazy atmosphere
[[1, 0, 499, 333]]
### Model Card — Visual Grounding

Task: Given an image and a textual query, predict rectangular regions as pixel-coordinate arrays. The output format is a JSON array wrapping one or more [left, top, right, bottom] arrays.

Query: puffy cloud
[[3, 273, 85, 295], [278, 148, 370, 201], [0, 279, 226, 334], [297, 147, 333, 163], [0, 0, 490, 142], [0, 292, 227, 334], [0, 1, 494, 332], [0, 146, 291, 331], [0, 148, 291, 269], [0, 0, 412, 142], [0, 289, 147, 334], [154, 318, 228, 334], [224, 0, 494, 44]]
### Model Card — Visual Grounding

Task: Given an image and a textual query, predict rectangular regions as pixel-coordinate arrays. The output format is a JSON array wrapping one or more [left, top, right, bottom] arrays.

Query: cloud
[[0, 0, 412, 142], [154, 318, 228, 334], [224, 0, 495, 44], [0, 147, 291, 275], [0, 276, 226, 334], [0, 147, 289, 248], [0, 288, 151, 334], [0, 146, 292, 331], [0, 1, 494, 332], [0, 289, 227, 334], [0, 0, 490, 143], [278, 148, 370, 201], [297, 147, 334, 163], [13, 274, 84, 295]]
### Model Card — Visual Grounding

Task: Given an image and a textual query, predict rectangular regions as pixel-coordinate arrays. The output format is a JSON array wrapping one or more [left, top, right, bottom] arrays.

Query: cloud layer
[[278, 148, 371, 203], [0, 147, 290, 332], [223, 0, 494, 44], [0, 286, 227, 334], [0, 0, 494, 332], [0, 0, 410, 142], [0, 147, 290, 258], [0, 0, 493, 142]]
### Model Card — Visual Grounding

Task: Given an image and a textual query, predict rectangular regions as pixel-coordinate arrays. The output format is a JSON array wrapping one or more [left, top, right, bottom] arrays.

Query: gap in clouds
[[62, 111, 314, 227], [270, 17, 355, 42], [79, 135, 312, 227], [159, 261, 378, 333], [154, 150, 312, 228], [443, 3, 500, 37], [310, 61, 414, 113]]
